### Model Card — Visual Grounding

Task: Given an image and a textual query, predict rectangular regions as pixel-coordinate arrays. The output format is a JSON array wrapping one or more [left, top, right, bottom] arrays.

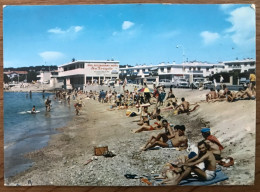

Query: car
[[203, 80, 212, 86], [158, 79, 174, 88], [174, 78, 189, 88], [239, 78, 250, 85], [108, 80, 115, 86]]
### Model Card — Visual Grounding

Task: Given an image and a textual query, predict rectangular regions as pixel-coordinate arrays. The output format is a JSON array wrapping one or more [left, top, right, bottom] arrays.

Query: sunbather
[[141, 124, 188, 151], [162, 140, 217, 185], [201, 128, 224, 161], [134, 115, 163, 133], [206, 88, 217, 102], [175, 98, 199, 114], [137, 105, 151, 126]]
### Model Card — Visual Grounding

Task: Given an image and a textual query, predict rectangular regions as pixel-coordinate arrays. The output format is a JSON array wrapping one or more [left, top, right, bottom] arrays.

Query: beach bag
[[218, 157, 234, 167], [94, 146, 108, 156], [126, 110, 132, 116]]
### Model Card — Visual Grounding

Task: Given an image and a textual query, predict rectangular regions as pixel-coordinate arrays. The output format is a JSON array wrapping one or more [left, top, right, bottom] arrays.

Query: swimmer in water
[[31, 105, 36, 114]]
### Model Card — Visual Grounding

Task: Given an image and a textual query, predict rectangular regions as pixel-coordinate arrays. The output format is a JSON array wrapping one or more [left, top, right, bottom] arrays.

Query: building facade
[[58, 60, 120, 89], [119, 59, 256, 83]]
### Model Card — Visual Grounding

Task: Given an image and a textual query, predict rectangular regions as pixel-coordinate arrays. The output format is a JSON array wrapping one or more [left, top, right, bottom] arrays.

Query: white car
[[174, 78, 189, 88], [158, 79, 174, 88]]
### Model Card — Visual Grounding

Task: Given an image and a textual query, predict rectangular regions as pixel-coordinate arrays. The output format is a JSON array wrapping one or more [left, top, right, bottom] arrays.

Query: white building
[[120, 61, 221, 83], [37, 71, 52, 84], [220, 59, 255, 73], [58, 60, 119, 89], [120, 59, 255, 83]]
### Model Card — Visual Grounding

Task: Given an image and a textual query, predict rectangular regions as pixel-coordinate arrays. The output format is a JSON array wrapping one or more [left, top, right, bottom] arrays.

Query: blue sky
[[3, 4, 256, 68]]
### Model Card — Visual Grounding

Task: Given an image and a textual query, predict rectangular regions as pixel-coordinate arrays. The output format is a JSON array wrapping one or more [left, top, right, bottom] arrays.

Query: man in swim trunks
[[165, 140, 216, 185], [206, 88, 217, 102], [142, 124, 187, 151]]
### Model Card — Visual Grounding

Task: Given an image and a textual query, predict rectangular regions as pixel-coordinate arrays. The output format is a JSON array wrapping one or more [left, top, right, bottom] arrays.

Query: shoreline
[[4, 88, 256, 186]]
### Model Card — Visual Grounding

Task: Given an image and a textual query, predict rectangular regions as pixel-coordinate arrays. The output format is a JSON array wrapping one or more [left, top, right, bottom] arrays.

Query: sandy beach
[[4, 85, 256, 186]]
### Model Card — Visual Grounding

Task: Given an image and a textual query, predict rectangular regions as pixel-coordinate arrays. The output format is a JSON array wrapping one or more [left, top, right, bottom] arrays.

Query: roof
[[223, 59, 255, 64], [4, 71, 28, 75], [59, 60, 120, 67]]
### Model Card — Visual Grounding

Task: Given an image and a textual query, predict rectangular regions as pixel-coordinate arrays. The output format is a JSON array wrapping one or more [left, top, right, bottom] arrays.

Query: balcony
[[187, 70, 203, 74], [231, 66, 241, 69], [59, 68, 85, 77]]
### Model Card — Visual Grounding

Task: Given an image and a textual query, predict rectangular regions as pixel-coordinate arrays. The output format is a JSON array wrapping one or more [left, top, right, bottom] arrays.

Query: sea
[[4, 92, 74, 179]]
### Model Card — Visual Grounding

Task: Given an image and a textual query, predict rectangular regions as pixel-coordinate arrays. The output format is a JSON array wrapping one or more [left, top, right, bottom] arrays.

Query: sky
[[3, 4, 256, 68]]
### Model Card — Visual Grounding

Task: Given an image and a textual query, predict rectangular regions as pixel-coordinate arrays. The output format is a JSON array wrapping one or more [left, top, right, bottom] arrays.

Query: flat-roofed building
[[58, 60, 119, 89]]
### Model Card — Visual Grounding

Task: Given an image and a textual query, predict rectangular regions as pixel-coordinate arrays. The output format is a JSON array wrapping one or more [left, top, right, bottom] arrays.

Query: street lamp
[[176, 45, 185, 78], [176, 45, 185, 64]]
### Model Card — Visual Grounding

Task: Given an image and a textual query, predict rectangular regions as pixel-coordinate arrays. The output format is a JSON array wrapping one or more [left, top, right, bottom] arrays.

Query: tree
[[4, 74, 10, 83], [27, 71, 38, 82]]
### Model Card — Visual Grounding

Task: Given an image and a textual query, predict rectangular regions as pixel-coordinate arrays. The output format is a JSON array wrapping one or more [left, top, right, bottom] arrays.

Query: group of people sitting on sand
[[206, 83, 256, 103], [154, 127, 225, 185]]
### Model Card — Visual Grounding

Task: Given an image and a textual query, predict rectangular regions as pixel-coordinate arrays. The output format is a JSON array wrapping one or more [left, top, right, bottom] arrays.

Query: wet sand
[[5, 87, 256, 186]]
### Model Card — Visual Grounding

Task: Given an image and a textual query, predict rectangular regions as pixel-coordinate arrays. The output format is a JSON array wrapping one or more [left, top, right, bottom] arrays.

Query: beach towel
[[147, 146, 178, 150], [152, 169, 228, 186], [207, 135, 224, 150], [179, 169, 228, 186]]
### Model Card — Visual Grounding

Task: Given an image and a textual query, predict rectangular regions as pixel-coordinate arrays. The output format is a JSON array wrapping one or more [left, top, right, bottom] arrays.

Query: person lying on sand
[[175, 98, 199, 114], [141, 124, 188, 151], [236, 85, 256, 100], [206, 88, 217, 102], [133, 115, 163, 133], [161, 140, 217, 185], [226, 90, 237, 102]]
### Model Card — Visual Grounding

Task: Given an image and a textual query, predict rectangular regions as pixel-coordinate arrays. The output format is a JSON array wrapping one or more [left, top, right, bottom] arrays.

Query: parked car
[[239, 77, 250, 85], [174, 78, 189, 88], [158, 79, 174, 88], [108, 80, 115, 86]]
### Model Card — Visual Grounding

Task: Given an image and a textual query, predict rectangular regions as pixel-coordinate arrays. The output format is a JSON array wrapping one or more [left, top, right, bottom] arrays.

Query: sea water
[[4, 92, 74, 178]]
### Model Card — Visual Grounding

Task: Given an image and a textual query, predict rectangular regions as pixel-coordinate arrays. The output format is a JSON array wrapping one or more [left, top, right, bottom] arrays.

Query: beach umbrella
[[138, 87, 154, 93]]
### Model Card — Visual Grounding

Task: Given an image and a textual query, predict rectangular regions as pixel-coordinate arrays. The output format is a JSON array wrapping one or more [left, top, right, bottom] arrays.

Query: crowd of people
[[27, 72, 255, 185]]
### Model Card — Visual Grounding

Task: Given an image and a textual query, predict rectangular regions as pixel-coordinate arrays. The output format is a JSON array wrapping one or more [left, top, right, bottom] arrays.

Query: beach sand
[[4, 86, 256, 186]]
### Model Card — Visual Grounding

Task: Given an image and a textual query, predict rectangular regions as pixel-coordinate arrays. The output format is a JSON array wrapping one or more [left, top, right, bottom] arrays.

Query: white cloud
[[225, 6, 255, 46], [200, 31, 220, 45], [39, 51, 64, 62], [48, 27, 65, 34], [122, 21, 135, 30], [219, 4, 235, 11], [48, 26, 83, 34]]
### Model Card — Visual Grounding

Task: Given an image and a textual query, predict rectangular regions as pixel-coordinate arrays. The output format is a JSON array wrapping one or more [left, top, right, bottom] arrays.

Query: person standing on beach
[[249, 72, 256, 94], [29, 90, 32, 99], [45, 97, 51, 112], [220, 75, 224, 90]]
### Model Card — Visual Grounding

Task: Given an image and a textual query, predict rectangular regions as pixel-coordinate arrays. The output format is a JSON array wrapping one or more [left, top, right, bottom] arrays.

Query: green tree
[[27, 71, 38, 82], [4, 74, 10, 83]]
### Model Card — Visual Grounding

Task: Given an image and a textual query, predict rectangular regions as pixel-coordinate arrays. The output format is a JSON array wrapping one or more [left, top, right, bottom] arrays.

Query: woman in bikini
[[137, 106, 151, 126], [134, 115, 163, 133]]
